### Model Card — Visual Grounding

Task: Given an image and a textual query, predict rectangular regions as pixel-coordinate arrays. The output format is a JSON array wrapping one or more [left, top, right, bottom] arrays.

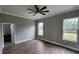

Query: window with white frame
[[38, 22, 43, 36], [63, 17, 78, 42]]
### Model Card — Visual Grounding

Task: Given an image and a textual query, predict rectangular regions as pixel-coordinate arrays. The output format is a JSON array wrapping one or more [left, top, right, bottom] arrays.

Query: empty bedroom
[[0, 5, 79, 54]]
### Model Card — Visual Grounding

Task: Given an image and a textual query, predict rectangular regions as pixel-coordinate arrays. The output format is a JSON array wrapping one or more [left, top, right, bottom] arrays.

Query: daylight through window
[[38, 22, 43, 36], [63, 17, 78, 42]]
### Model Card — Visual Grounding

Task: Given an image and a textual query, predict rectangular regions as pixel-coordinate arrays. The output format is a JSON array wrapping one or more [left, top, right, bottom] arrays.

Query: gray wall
[[3, 24, 11, 35], [0, 6, 1, 12], [0, 13, 35, 47], [36, 9, 79, 49]]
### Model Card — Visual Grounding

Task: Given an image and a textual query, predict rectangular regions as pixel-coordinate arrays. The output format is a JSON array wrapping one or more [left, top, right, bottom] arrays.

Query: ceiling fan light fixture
[[27, 5, 49, 16]]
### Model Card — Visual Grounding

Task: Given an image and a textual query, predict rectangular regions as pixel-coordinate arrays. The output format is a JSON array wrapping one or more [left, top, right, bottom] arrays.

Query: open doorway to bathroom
[[2, 23, 16, 47]]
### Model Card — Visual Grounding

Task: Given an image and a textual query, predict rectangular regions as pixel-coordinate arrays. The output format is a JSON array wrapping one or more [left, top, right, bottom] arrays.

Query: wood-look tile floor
[[3, 39, 79, 54]]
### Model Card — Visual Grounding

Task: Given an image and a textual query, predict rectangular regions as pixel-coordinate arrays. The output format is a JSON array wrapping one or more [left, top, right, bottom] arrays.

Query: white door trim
[[1, 23, 16, 47]]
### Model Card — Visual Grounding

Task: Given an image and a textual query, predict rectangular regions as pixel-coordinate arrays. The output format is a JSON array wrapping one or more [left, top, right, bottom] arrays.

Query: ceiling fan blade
[[40, 6, 47, 11], [33, 12, 37, 16], [34, 5, 39, 11], [39, 12, 46, 15], [27, 8, 35, 11], [42, 10, 49, 12], [28, 12, 34, 13]]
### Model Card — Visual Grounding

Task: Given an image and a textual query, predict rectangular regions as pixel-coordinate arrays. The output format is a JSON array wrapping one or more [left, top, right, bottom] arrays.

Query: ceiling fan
[[27, 5, 49, 16]]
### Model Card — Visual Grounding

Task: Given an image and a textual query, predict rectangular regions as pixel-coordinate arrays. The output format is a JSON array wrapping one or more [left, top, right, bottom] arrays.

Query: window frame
[[37, 22, 44, 36], [62, 17, 79, 42]]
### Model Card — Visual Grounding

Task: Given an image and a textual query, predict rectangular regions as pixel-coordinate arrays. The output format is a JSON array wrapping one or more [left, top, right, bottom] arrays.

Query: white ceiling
[[0, 5, 79, 20]]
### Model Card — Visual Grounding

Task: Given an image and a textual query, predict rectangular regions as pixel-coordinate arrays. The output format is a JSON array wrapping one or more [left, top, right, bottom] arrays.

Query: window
[[38, 22, 43, 36], [63, 17, 78, 42]]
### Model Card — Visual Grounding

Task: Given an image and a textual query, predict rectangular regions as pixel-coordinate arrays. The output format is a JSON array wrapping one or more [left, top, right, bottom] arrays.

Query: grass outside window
[[63, 33, 77, 42]]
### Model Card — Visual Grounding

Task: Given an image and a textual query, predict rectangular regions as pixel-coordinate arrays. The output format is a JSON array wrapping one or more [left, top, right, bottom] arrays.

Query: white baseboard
[[15, 38, 34, 44], [37, 38, 79, 52]]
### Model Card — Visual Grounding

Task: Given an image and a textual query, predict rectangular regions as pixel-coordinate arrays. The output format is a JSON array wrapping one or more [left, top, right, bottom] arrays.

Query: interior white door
[[10, 24, 16, 43]]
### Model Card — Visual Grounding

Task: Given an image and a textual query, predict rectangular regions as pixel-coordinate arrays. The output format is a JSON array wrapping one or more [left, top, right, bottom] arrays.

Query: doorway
[[2, 23, 16, 47]]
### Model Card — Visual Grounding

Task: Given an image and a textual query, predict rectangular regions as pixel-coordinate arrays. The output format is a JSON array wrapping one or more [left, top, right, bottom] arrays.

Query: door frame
[[1, 23, 16, 47]]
